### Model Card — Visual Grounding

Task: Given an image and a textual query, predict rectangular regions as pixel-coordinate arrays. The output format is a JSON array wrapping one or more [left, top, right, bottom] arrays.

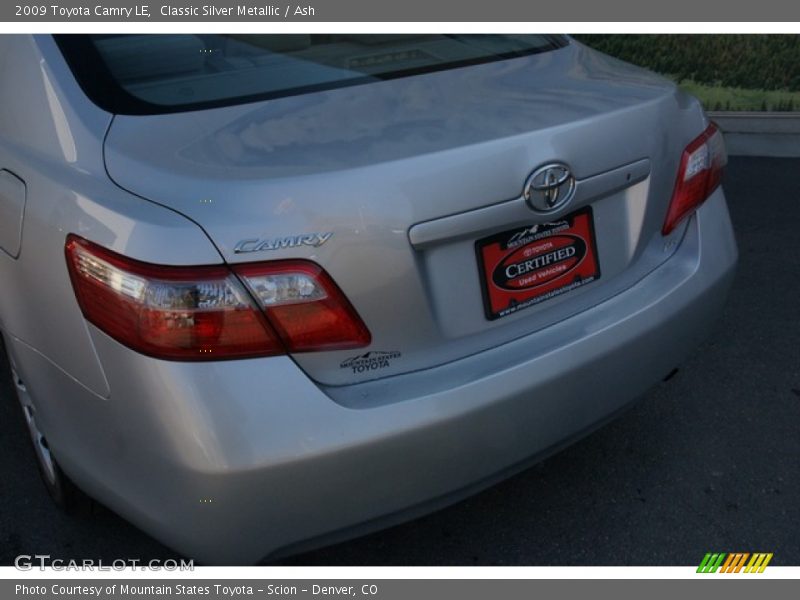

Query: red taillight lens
[[65, 236, 370, 360], [234, 261, 371, 352], [662, 122, 727, 235]]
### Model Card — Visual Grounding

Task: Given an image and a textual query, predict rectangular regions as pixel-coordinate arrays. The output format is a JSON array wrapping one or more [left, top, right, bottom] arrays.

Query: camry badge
[[234, 232, 333, 254], [523, 163, 576, 212]]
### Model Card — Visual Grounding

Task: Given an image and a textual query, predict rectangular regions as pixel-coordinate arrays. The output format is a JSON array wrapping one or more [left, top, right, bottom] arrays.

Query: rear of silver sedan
[[0, 35, 736, 564]]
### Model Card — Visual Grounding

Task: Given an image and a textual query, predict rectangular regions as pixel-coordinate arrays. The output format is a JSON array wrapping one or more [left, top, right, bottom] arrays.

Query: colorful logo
[[697, 553, 773, 573]]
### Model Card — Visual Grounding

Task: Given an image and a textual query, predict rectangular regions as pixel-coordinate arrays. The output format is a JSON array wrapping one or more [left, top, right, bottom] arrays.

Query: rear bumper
[[6, 190, 736, 564]]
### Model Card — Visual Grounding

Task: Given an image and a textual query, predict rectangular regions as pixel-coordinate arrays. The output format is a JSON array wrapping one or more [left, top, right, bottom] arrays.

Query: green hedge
[[574, 35, 800, 92]]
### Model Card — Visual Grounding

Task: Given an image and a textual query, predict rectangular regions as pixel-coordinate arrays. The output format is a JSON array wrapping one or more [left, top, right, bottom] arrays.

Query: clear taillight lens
[[65, 236, 370, 360], [662, 122, 727, 235], [235, 261, 371, 352]]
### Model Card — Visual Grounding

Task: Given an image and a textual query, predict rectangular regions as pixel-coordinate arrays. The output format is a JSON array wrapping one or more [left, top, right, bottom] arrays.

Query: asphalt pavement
[[1, 157, 798, 566]]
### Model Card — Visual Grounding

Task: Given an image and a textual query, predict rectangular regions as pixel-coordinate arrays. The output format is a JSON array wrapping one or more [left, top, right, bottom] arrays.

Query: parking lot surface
[[1, 157, 798, 566]]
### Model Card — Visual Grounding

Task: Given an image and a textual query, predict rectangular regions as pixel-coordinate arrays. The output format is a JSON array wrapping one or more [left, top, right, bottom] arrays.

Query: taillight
[[234, 261, 371, 352], [662, 122, 727, 235], [65, 236, 370, 361]]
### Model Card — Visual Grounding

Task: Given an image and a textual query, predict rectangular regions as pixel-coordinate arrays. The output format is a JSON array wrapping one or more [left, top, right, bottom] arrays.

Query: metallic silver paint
[[2, 191, 735, 564], [0, 170, 26, 259], [102, 42, 709, 385], [0, 35, 737, 564]]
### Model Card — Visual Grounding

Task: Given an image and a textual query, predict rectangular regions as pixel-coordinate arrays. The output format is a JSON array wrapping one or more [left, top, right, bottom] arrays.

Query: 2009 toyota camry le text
[[0, 34, 737, 564]]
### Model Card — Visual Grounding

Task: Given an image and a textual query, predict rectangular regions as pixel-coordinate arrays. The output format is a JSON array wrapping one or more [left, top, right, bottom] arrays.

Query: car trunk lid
[[103, 41, 707, 385]]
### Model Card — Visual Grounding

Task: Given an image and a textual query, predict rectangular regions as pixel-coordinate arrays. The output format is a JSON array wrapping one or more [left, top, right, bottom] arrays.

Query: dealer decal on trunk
[[476, 206, 601, 320], [340, 351, 402, 374]]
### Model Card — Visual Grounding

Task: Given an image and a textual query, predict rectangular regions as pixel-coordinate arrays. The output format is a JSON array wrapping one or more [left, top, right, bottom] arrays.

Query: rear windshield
[[55, 34, 567, 115]]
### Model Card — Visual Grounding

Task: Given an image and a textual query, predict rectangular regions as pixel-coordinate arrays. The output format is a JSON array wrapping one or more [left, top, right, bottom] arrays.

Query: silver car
[[0, 34, 736, 564]]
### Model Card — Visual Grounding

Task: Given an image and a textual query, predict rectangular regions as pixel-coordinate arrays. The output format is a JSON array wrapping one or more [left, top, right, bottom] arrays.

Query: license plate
[[475, 206, 601, 320]]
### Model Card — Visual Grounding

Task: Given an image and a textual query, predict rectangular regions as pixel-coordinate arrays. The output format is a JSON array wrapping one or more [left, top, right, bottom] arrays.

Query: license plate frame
[[475, 206, 601, 321]]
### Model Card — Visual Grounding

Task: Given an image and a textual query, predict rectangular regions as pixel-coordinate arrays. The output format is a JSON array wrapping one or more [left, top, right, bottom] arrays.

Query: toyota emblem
[[523, 163, 576, 212]]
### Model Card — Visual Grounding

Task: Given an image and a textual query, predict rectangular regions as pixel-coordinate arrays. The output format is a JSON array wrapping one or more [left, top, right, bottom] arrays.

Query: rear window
[[55, 34, 567, 115]]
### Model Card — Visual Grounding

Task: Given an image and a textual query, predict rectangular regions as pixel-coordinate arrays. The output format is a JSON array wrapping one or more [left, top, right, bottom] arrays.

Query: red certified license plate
[[476, 206, 601, 320]]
